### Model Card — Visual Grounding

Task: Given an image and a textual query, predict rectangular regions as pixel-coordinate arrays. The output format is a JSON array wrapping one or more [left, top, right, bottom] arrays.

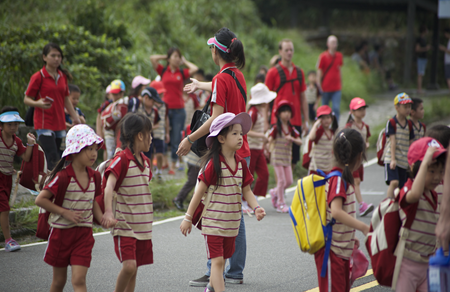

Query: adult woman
[[177, 27, 250, 287], [24, 43, 80, 170], [150, 48, 198, 174]]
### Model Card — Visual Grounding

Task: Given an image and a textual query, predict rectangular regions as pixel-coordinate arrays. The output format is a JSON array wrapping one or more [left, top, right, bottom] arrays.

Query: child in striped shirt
[[102, 113, 154, 292], [35, 124, 105, 291], [410, 97, 426, 141], [395, 137, 446, 291], [268, 100, 302, 213], [180, 113, 266, 292], [314, 129, 370, 292], [345, 98, 373, 217]]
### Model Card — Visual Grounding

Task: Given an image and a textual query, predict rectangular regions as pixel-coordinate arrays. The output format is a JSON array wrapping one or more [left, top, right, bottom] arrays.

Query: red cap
[[349, 97, 367, 111], [407, 137, 447, 165], [275, 100, 294, 118], [150, 81, 167, 94], [316, 105, 332, 118]]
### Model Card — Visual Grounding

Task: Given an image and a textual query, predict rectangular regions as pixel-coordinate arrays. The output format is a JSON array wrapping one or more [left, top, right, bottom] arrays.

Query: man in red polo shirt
[[265, 39, 308, 168], [317, 35, 344, 123]]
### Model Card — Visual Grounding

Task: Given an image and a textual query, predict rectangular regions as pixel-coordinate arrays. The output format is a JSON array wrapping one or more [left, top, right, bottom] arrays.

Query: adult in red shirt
[[317, 35, 344, 123], [265, 39, 309, 167], [24, 43, 80, 171], [150, 48, 198, 174], [177, 27, 250, 287]]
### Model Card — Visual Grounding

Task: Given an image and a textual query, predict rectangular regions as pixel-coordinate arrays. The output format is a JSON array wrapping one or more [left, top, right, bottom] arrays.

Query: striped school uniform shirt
[[325, 168, 356, 260], [44, 164, 98, 228], [309, 125, 334, 173], [436, 182, 443, 215], [198, 154, 253, 237], [0, 130, 26, 175], [384, 116, 414, 169], [345, 121, 371, 143], [269, 124, 300, 167], [153, 102, 167, 140], [106, 148, 153, 240], [136, 104, 160, 131], [412, 121, 426, 142], [248, 107, 265, 150], [399, 179, 439, 263]]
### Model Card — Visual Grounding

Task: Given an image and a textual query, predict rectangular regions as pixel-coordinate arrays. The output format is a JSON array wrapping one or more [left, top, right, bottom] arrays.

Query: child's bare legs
[[210, 256, 225, 292], [115, 260, 138, 292], [71, 265, 88, 292], [156, 153, 163, 170], [50, 267, 67, 292], [354, 178, 363, 204], [387, 180, 399, 199], [0, 211, 11, 240], [274, 165, 292, 211]]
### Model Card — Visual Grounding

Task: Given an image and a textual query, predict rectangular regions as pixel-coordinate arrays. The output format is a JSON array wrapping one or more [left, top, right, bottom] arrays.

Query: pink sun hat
[[62, 125, 104, 158], [132, 75, 151, 89], [206, 113, 252, 148]]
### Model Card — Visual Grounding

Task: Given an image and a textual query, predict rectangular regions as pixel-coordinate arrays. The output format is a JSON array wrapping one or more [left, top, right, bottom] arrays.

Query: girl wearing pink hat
[[345, 97, 374, 217], [308, 105, 338, 176], [180, 113, 266, 292], [35, 125, 108, 292]]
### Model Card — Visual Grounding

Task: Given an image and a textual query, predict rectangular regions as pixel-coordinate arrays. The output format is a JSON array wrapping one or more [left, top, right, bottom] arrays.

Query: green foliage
[[423, 96, 450, 124], [0, 24, 135, 123], [150, 179, 185, 209]]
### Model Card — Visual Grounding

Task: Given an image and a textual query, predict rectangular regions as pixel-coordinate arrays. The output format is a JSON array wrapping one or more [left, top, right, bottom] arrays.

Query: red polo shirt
[[211, 63, 250, 158], [265, 62, 306, 126], [25, 66, 69, 131], [317, 51, 343, 92], [156, 64, 189, 110]]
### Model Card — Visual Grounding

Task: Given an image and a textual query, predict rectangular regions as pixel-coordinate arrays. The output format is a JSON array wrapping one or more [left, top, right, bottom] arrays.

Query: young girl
[[246, 83, 275, 209], [314, 128, 370, 292], [396, 137, 446, 292], [308, 105, 338, 176], [345, 97, 373, 217], [35, 124, 105, 292], [410, 97, 426, 141], [267, 100, 302, 213], [101, 113, 153, 292], [180, 113, 266, 292]]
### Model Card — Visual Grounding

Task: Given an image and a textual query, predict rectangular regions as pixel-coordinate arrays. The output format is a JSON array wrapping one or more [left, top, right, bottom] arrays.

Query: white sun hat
[[248, 83, 277, 105], [62, 125, 104, 158]]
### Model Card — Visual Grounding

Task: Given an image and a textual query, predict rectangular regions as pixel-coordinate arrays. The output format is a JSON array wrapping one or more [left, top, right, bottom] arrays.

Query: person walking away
[[101, 113, 154, 292], [314, 129, 370, 292], [0, 107, 35, 252], [35, 125, 106, 292], [24, 43, 81, 170], [265, 39, 309, 169], [180, 112, 266, 292], [415, 25, 431, 95], [305, 70, 322, 125], [267, 101, 302, 213], [308, 105, 338, 176], [317, 35, 344, 123], [345, 98, 373, 216], [150, 48, 198, 175]]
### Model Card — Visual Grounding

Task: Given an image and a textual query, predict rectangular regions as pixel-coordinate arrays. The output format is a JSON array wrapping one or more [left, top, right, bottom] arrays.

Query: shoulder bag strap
[[222, 69, 247, 103], [321, 54, 336, 82]]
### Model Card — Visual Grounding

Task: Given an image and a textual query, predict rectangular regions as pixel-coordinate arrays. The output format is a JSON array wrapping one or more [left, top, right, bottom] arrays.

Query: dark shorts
[[0, 172, 12, 212], [445, 64, 450, 80], [384, 163, 408, 188], [292, 125, 302, 165], [204, 235, 236, 259], [114, 236, 153, 267], [308, 103, 316, 122], [152, 138, 165, 154]]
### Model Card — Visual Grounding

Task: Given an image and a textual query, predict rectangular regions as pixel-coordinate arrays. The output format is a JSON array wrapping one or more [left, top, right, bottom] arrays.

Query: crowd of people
[[0, 25, 449, 292]]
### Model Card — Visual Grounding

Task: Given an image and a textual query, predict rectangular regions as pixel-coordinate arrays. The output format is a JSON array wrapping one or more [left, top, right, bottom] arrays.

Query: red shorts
[[314, 248, 351, 292], [114, 236, 153, 267], [352, 165, 364, 181], [44, 227, 94, 268], [0, 172, 12, 212], [204, 235, 236, 259]]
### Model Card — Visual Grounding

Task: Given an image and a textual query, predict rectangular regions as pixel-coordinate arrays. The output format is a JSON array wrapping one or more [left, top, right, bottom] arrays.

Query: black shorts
[[384, 163, 408, 188], [292, 125, 302, 165]]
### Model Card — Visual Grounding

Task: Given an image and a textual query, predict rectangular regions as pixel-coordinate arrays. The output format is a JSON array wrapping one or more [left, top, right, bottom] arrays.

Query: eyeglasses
[[210, 45, 214, 50]]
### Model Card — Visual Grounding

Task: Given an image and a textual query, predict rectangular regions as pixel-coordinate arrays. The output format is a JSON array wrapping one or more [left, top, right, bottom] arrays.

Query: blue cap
[[0, 111, 25, 123]]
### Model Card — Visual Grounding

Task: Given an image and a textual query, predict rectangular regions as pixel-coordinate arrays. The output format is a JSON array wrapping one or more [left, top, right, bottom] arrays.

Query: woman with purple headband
[[178, 27, 251, 290]]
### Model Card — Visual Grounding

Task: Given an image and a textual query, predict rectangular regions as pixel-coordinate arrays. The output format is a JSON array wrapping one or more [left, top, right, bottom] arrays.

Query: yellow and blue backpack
[[289, 170, 344, 277]]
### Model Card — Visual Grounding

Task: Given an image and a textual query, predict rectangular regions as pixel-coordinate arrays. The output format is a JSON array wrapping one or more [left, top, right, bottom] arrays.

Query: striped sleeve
[[327, 175, 347, 206]]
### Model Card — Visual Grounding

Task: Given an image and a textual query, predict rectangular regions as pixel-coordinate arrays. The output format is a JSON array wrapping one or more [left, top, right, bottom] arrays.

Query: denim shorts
[[36, 129, 66, 139], [417, 58, 427, 75]]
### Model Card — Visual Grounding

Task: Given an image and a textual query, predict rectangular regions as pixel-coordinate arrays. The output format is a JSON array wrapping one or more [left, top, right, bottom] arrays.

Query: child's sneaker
[[270, 189, 277, 209], [277, 205, 289, 213], [359, 202, 374, 217], [5, 239, 21, 252], [168, 169, 176, 175]]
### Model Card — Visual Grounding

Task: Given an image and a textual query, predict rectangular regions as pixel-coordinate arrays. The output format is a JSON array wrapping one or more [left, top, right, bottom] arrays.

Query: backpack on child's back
[[376, 118, 413, 166]]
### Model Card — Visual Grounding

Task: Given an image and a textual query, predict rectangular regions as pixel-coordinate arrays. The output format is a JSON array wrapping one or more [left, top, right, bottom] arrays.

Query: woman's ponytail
[[229, 38, 245, 69], [214, 27, 246, 69]]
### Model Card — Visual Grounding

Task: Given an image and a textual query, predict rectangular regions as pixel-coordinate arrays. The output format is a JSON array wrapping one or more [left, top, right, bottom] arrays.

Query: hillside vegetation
[[0, 0, 376, 123]]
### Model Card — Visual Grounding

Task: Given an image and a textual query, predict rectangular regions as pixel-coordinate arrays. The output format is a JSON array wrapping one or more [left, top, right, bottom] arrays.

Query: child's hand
[[390, 160, 397, 169], [354, 238, 360, 249], [101, 210, 116, 228], [423, 146, 438, 166], [366, 142, 370, 149], [362, 224, 370, 236], [165, 133, 170, 144], [61, 210, 83, 224], [26, 133, 36, 145], [255, 207, 266, 221], [180, 219, 192, 236], [313, 118, 321, 128]]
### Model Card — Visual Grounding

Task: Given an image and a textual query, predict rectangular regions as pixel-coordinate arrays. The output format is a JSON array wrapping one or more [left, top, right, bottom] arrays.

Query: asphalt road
[[1, 161, 391, 292]]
